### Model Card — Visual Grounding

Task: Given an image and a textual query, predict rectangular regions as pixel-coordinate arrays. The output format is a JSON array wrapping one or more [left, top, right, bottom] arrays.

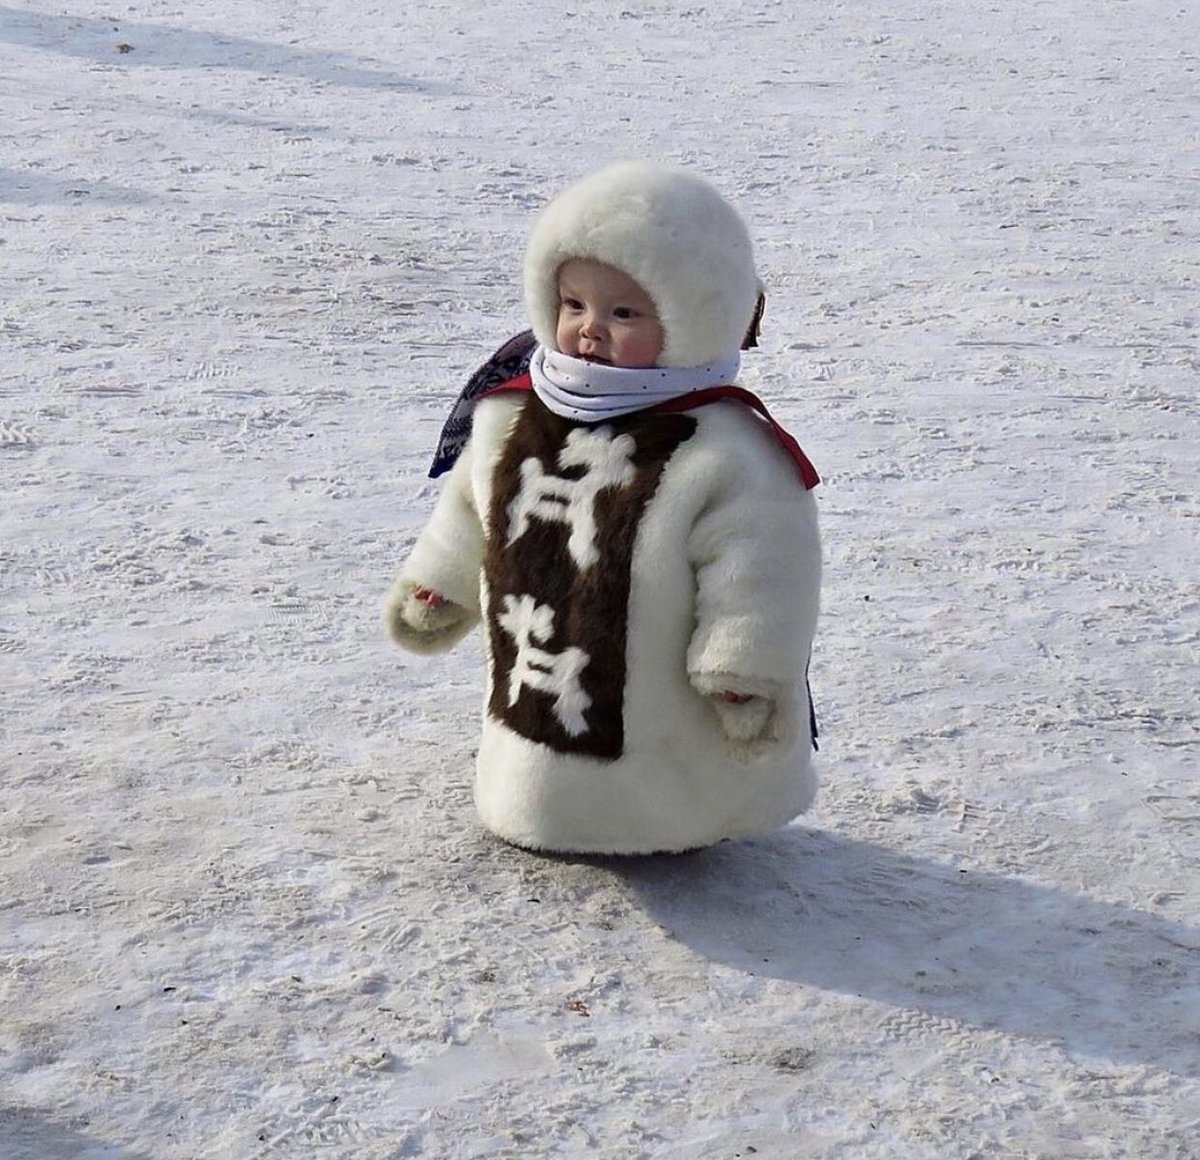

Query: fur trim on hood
[[523, 162, 760, 369]]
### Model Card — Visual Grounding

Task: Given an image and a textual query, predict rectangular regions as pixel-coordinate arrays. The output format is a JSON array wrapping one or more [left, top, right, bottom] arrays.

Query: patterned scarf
[[428, 331, 539, 479]]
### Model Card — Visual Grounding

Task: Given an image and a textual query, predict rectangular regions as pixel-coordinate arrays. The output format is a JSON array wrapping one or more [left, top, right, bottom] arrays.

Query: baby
[[384, 161, 822, 854]]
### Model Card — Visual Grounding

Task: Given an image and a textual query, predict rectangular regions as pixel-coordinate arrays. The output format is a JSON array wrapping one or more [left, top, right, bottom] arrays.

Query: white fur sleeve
[[383, 440, 484, 653], [685, 422, 821, 749]]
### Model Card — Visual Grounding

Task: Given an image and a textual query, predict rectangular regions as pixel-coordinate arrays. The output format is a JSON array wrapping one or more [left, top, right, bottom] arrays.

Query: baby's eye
[[613, 306, 640, 320], [560, 297, 584, 311]]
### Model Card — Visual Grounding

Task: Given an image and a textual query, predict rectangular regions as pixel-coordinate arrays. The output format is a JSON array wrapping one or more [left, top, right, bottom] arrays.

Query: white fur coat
[[385, 393, 821, 854]]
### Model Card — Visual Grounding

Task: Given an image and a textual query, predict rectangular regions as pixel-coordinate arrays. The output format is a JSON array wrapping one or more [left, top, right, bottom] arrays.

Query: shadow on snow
[[0, 166, 154, 206], [615, 827, 1199, 1076], [0, 7, 456, 93], [0, 1105, 154, 1160]]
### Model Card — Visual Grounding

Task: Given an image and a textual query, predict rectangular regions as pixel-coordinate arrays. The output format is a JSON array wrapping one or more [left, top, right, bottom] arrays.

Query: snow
[[2, 0, 1197, 1155]]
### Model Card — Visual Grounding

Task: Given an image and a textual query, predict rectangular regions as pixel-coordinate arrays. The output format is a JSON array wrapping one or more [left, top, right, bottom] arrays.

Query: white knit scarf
[[528, 345, 741, 422]]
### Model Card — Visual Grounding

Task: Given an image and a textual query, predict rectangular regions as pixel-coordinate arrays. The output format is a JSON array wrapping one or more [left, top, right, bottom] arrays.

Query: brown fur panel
[[484, 397, 696, 759]]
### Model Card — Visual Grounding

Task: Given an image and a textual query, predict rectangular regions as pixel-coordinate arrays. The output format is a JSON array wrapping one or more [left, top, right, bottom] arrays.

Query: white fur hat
[[523, 161, 760, 369]]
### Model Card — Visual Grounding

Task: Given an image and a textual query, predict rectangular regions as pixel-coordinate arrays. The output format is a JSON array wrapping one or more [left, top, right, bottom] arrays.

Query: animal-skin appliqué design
[[484, 397, 696, 758]]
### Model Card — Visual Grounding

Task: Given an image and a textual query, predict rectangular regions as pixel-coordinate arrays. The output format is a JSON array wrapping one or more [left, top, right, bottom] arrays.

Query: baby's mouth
[[580, 354, 611, 365]]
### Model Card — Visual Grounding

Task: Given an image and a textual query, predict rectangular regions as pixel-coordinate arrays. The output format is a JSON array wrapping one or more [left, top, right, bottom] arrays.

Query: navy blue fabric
[[428, 330, 539, 478]]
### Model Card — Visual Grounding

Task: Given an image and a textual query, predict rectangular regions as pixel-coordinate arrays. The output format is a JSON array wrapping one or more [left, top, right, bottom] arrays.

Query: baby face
[[555, 258, 664, 368]]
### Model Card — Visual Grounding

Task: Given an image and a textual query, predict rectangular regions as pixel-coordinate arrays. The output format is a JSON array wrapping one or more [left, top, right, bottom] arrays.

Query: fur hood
[[523, 161, 760, 369]]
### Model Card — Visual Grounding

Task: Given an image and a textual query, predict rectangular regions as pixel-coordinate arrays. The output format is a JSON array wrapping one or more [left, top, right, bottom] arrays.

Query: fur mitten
[[690, 671, 782, 756], [383, 578, 476, 655], [710, 694, 774, 743]]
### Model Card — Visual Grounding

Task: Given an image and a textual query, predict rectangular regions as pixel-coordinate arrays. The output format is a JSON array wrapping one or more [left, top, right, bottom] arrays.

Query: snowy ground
[[2, 0, 1198, 1156]]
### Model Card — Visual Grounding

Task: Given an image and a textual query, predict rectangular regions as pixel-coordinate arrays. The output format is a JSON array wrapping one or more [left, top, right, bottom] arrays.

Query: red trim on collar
[[479, 375, 819, 490], [647, 386, 820, 490]]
